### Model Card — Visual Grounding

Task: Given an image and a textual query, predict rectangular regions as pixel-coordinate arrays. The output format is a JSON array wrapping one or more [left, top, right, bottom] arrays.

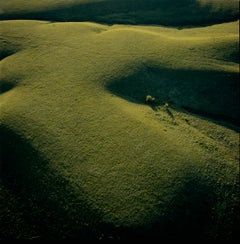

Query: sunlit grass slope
[[0, 0, 239, 26], [0, 20, 239, 240]]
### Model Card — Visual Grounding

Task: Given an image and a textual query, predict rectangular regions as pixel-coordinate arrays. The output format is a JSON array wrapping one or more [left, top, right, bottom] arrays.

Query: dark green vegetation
[[0, 0, 239, 241], [0, 0, 239, 27]]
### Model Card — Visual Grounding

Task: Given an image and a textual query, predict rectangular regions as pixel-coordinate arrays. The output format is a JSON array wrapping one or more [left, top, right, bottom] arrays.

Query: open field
[[0, 0, 239, 240]]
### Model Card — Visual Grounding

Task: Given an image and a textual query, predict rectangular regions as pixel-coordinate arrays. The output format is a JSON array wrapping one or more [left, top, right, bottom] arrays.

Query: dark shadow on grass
[[157, 170, 239, 240], [123, 175, 216, 240], [0, 82, 15, 94], [0, 126, 239, 240], [106, 66, 240, 131], [0, 0, 238, 27], [0, 76, 24, 94], [0, 50, 16, 61], [94, 168, 239, 240], [0, 125, 104, 240]]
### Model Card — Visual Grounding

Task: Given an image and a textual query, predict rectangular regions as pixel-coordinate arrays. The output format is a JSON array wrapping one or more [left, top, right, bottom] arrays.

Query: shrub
[[145, 95, 155, 103]]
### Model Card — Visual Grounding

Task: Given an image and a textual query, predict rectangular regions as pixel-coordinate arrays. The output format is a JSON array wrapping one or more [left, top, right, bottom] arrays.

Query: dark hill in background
[[0, 0, 239, 27]]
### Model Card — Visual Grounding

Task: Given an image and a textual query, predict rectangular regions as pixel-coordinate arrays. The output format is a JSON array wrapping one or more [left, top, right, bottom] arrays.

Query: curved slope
[[0, 20, 239, 239]]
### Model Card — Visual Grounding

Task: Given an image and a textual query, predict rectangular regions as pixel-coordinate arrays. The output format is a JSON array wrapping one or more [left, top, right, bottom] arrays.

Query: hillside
[[0, 0, 239, 241], [0, 0, 239, 26]]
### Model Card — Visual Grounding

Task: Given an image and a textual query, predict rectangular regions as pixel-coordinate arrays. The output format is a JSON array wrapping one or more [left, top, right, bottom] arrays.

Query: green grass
[[0, 2, 239, 241]]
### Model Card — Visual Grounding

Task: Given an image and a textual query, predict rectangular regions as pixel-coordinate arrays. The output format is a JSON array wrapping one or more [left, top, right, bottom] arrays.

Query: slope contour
[[0, 20, 239, 240]]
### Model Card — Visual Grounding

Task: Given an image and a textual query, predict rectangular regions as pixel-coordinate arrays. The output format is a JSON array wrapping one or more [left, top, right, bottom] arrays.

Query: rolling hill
[[0, 0, 239, 240]]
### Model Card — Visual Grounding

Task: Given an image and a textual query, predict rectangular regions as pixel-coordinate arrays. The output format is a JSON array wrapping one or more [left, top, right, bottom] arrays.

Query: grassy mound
[[0, 0, 239, 26], [0, 19, 239, 240]]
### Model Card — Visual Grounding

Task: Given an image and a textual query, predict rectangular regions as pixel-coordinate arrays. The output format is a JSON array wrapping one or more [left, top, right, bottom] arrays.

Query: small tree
[[145, 95, 156, 103]]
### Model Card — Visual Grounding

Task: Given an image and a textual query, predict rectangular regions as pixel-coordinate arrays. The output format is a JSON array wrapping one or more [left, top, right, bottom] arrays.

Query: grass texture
[[0, 0, 239, 240]]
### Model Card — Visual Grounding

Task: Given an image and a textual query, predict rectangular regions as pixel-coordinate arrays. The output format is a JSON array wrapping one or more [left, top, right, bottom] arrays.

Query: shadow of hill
[[0, 125, 239, 239], [156, 170, 239, 240], [98, 174, 217, 240], [0, 0, 238, 27], [0, 125, 103, 240], [88, 167, 239, 240], [106, 66, 240, 130]]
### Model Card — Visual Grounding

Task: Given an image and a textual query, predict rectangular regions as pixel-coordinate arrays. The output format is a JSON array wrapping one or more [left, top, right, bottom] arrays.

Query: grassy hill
[[0, 1, 239, 241], [0, 0, 239, 26]]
